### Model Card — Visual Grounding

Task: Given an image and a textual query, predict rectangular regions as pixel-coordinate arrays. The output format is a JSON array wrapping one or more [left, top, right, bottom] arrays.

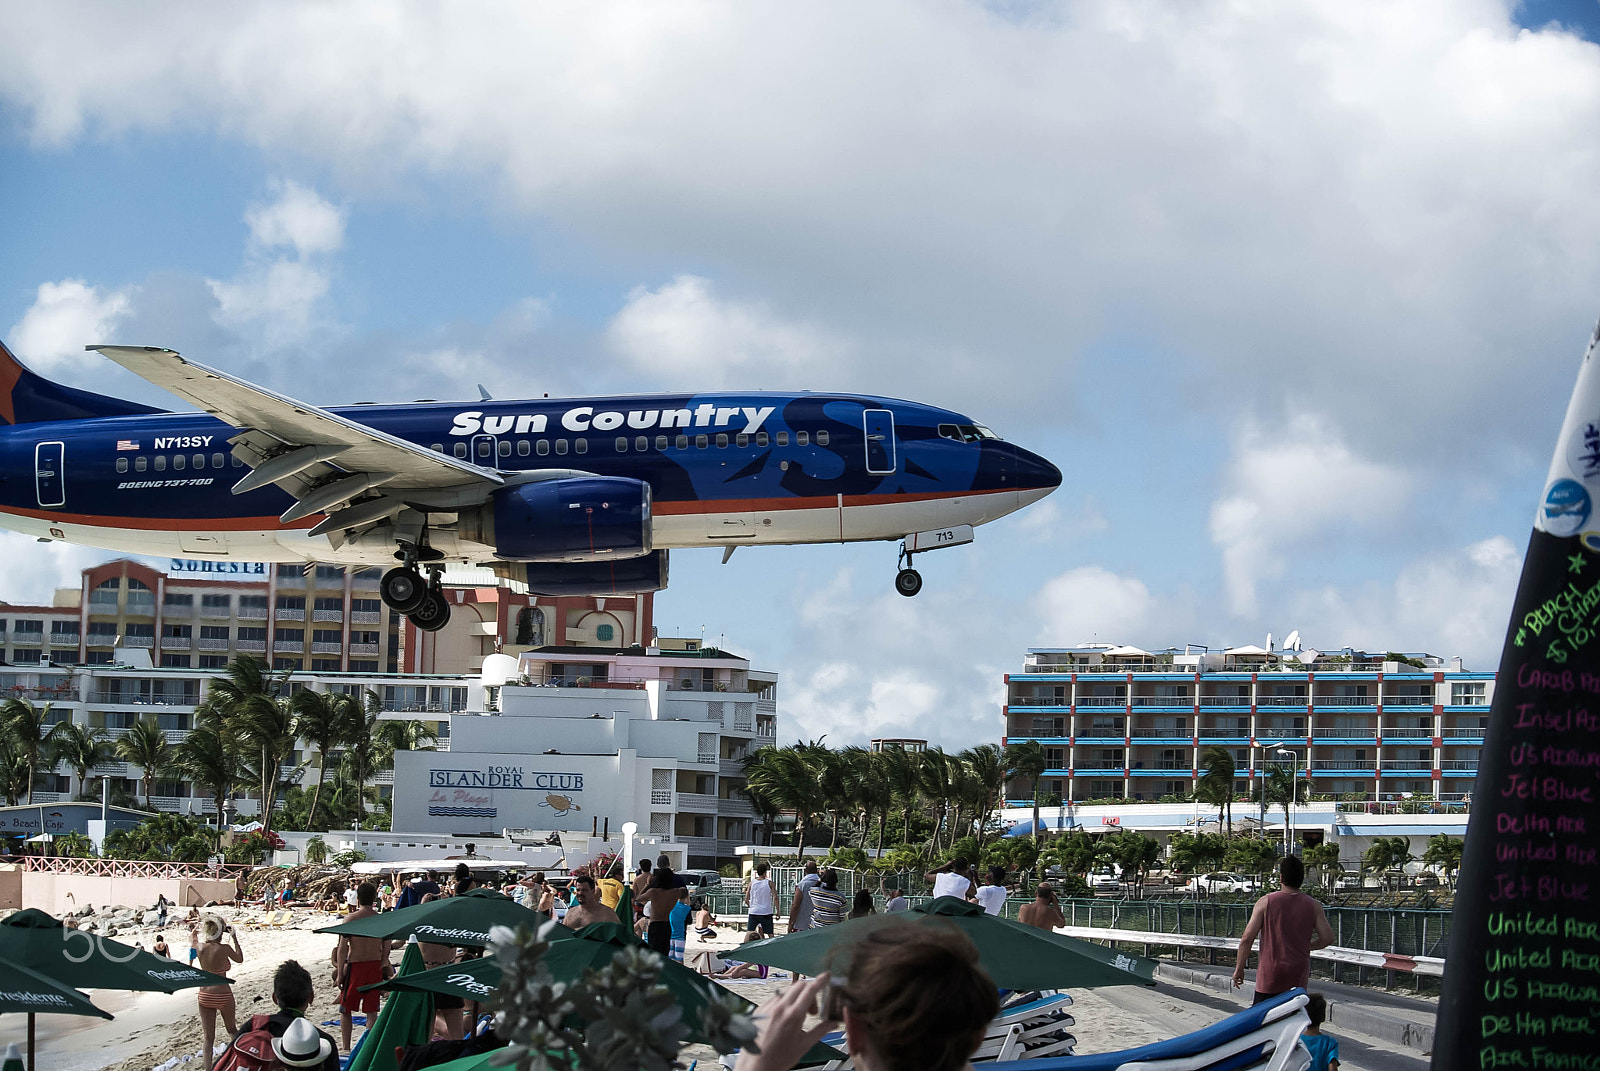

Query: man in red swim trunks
[[333, 881, 391, 1050]]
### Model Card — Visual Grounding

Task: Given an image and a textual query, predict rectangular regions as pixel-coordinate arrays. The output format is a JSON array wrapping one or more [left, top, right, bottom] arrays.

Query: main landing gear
[[381, 542, 452, 632]]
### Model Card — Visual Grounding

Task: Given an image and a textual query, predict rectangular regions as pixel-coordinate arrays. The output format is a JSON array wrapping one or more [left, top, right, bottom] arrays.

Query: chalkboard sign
[[1436, 321, 1600, 1070]]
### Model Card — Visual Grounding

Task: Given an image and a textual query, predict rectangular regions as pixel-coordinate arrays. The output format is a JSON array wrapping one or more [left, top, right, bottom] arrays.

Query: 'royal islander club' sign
[[1435, 320, 1600, 1069]]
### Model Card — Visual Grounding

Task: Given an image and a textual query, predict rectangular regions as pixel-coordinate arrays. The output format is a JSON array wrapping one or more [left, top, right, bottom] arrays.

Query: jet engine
[[515, 551, 670, 596], [469, 476, 653, 562]]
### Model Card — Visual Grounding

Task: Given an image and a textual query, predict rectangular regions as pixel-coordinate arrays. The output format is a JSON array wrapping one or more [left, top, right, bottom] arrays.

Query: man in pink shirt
[[1232, 855, 1334, 1004]]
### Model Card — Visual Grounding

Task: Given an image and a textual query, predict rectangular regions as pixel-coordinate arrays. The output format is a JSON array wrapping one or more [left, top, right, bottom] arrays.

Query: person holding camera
[[196, 914, 244, 1067]]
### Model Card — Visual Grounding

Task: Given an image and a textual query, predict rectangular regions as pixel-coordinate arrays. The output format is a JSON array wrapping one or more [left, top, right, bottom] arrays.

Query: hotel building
[[1001, 643, 1494, 804]]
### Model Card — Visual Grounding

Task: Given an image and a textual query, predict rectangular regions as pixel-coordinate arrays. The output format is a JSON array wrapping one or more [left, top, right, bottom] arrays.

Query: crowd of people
[[180, 851, 1338, 1071]]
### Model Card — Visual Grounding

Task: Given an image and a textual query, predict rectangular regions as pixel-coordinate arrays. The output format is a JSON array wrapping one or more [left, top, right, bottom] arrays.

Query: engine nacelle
[[518, 551, 670, 596], [477, 477, 652, 563]]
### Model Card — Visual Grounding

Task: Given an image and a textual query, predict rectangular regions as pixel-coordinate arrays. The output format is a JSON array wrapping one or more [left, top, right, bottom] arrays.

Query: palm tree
[[334, 690, 387, 827], [918, 747, 958, 852], [0, 733, 30, 805], [1422, 833, 1463, 890], [744, 745, 827, 847], [877, 745, 924, 846], [174, 723, 242, 835], [3, 698, 58, 803], [376, 718, 440, 754], [1253, 763, 1311, 845], [961, 744, 1008, 857], [1194, 746, 1236, 836], [115, 719, 172, 811], [1004, 739, 1048, 845], [289, 689, 346, 829], [199, 657, 296, 824], [48, 723, 115, 799]]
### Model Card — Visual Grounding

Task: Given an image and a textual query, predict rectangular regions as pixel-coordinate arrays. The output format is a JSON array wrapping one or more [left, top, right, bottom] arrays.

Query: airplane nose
[[1013, 445, 1061, 494]]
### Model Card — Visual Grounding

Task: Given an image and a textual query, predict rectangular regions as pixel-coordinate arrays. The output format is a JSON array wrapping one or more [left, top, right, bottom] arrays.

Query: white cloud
[[1209, 414, 1412, 616], [8, 279, 134, 377], [1033, 565, 1165, 647], [206, 182, 343, 350], [244, 179, 345, 256], [0, 533, 117, 607], [604, 275, 847, 390], [1288, 535, 1523, 666]]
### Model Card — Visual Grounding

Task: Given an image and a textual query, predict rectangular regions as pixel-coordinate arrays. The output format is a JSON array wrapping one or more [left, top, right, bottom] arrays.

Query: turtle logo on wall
[[539, 794, 581, 817]]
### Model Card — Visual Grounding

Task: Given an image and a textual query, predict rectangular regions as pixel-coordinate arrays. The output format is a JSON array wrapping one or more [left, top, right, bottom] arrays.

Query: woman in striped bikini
[[195, 914, 243, 1067]]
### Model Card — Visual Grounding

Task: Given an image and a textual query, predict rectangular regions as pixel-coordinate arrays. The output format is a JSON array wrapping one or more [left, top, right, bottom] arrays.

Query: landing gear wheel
[[408, 590, 451, 632], [895, 568, 923, 597], [381, 567, 428, 614]]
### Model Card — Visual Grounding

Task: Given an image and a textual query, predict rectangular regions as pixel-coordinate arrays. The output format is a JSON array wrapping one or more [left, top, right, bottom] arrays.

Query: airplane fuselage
[[0, 390, 1061, 565]]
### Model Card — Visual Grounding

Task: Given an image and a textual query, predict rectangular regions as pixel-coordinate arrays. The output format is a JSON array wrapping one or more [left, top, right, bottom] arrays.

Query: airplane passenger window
[[636, 436, 649, 452], [193, 454, 206, 469], [736, 433, 748, 448], [616, 437, 628, 452], [756, 432, 769, 447], [153, 455, 167, 471], [536, 439, 550, 456], [454, 443, 468, 459], [715, 433, 728, 448], [676, 434, 688, 450], [655, 435, 668, 451], [555, 439, 568, 455], [232, 456, 244, 467], [116, 458, 128, 473], [695, 434, 709, 449], [517, 440, 530, 456], [212, 453, 225, 468], [431, 443, 444, 453], [776, 432, 789, 446], [135, 457, 147, 472], [817, 430, 830, 446], [498, 440, 511, 457], [574, 438, 587, 454], [172, 454, 186, 470], [477, 440, 491, 457], [797, 431, 809, 446]]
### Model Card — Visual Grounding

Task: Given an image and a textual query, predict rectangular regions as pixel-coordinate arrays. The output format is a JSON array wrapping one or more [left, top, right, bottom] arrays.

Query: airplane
[[0, 339, 1061, 632]]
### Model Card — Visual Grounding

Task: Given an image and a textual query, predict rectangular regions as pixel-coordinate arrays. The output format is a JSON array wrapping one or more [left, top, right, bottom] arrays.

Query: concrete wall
[[0, 869, 20, 910], [20, 873, 237, 914]]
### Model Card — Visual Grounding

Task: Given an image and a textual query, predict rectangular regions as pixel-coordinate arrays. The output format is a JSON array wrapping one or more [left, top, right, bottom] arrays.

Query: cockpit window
[[939, 423, 999, 444]]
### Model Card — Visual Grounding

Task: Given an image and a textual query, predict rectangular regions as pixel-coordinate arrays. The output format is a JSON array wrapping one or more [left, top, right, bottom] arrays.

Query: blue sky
[[3, 2, 1600, 747]]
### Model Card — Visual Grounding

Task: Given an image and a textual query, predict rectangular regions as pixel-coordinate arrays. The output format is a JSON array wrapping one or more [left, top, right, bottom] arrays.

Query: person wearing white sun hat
[[273, 1017, 336, 1068]]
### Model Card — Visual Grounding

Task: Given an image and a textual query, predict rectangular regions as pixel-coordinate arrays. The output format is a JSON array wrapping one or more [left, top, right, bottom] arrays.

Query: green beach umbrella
[[614, 884, 634, 930], [346, 940, 434, 1071], [729, 895, 1158, 990], [317, 888, 565, 948], [0, 909, 231, 994], [377, 922, 839, 1062], [0, 959, 109, 1019]]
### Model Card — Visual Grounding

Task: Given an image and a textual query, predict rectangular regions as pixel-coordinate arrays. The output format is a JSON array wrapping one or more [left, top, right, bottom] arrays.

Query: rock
[[141, 910, 161, 925], [102, 925, 118, 937]]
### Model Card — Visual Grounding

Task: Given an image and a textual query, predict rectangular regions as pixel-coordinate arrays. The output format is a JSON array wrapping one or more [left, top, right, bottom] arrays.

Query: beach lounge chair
[[818, 991, 1076, 1065], [985, 989, 1311, 1071]]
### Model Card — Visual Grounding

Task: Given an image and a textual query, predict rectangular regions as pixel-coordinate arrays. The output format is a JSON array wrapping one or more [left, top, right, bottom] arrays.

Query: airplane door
[[863, 409, 896, 474], [471, 433, 498, 466], [35, 441, 64, 509]]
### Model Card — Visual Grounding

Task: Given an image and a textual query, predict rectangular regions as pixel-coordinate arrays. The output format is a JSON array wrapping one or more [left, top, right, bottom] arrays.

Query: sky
[[3, 1, 1600, 749]]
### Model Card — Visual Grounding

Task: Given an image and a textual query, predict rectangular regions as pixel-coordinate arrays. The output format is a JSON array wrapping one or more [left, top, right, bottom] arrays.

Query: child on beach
[[1298, 994, 1338, 1071]]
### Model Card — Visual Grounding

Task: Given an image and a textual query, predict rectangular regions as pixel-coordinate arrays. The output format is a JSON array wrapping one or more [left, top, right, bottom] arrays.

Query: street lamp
[[1276, 748, 1301, 855]]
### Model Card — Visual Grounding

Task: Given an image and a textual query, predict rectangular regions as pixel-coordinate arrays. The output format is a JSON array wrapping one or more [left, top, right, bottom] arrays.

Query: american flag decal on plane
[[116, 440, 139, 451]]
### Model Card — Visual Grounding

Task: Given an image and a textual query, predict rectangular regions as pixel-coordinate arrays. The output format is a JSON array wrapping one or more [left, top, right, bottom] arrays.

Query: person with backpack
[[214, 960, 338, 1071]]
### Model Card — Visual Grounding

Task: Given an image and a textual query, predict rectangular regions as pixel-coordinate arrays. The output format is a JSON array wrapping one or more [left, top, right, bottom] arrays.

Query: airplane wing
[[90, 345, 502, 530]]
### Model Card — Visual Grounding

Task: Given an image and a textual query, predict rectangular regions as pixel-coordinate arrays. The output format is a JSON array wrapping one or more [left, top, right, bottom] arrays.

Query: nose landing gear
[[381, 541, 452, 632], [894, 544, 922, 598]]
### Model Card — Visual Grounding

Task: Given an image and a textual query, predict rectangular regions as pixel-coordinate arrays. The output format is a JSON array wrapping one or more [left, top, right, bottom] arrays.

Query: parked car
[[1184, 872, 1255, 894], [1088, 868, 1121, 890], [1334, 872, 1365, 891], [678, 869, 723, 889]]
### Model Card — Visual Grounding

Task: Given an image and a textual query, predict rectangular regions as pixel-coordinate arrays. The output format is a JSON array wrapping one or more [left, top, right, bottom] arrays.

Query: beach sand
[[6, 909, 1231, 1071]]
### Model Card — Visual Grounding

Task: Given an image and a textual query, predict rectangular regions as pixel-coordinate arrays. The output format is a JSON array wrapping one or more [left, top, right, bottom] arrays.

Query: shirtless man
[[1018, 883, 1065, 931], [563, 875, 621, 929], [638, 866, 684, 954], [195, 915, 243, 1067], [332, 882, 391, 1050]]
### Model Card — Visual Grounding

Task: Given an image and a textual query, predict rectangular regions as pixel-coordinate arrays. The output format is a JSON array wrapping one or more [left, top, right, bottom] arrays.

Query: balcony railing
[[1076, 728, 1124, 738], [91, 690, 197, 706], [351, 643, 380, 656], [1443, 727, 1486, 738], [238, 607, 268, 620], [1257, 728, 1307, 738], [121, 636, 155, 648], [161, 636, 192, 649], [1198, 728, 1249, 738], [200, 606, 232, 618], [312, 610, 344, 622], [1257, 696, 1308, 706], [198, 638, 229, 651], [276, 608, 305, 621], [1383, 728, 1432, 738], [273, 641, 303, 653], [11, 631, 43, 645], [1076, 696, 1126, 706], [1014, 696, 1070, 707], [236, 639, 266, 653], [311, 642, 342, 654], [1311, 728, 1376, 738], [1380, 760, 1434, 771], [351, 611, 382, 625], [1311, 759, 1377, 770], [1199, 696, 1251, 706], [163, 604, 192, 617], [1442, 759, 1479, 771], [1128, 728, 1191, 738], [1313, 695, 1376, 706], [1130, 696, 1190, 706], [1383, 697, 1434, 707]]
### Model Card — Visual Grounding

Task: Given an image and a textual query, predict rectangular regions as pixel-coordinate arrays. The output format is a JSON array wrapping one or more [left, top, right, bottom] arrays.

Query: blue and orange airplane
[[0, 340, 1060, 630]]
